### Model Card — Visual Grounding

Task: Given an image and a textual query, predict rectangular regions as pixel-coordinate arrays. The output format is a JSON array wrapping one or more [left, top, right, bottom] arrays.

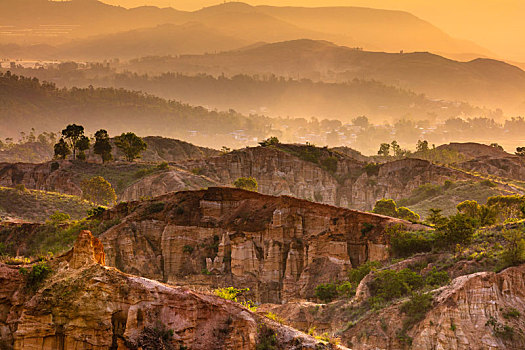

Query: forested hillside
[[0, 72, 273, 147]]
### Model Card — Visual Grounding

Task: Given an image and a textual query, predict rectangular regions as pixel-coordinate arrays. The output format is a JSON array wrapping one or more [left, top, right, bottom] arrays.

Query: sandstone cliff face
[[121, 167, 217, 201], [342, 265, 525, 350], [0, 161, 83, 196], [0, 230, 338, 350], [263, 264, 525, 350], [180, 147, 351, 207], [124, 147, 476, 210], [0, 144, 483, 210], [100, 187, 423, 303], [349, 158, 475, 210]]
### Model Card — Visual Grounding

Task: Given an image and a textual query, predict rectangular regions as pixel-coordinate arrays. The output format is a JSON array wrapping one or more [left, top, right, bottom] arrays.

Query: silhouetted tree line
[[54, 124, 147, 162]]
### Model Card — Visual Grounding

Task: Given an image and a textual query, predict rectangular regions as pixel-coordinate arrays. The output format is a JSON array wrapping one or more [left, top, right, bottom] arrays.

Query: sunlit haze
[[103, 0, 525, 62]]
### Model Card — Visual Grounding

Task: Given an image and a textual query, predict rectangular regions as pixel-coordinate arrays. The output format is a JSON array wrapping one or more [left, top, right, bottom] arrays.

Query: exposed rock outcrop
[[345, 264, 525, 350], [0, 144, 487, 210], [262, 264, 525, 350], [125, 146, 476, 210], [100, 187, 424, 303], [0, 230, 338, 350]]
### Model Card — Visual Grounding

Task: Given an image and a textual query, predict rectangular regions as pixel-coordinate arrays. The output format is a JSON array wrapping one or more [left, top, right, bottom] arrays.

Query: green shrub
[[400, 292, 433, 330], [424, 267, 450, 287], [486, 316, 514, 340], [233, 177, 258, 192], [397, 207, 420, 222], [481, 179, 497, 188], [373, 199, 398, 217], [425, 208, 448, 227], [388, 228, 435, 257], [81, 176, 117, 206], [348, 261, 381, 285], [87, 206, 106, 218], [497, 229, 525, 270], [157, 162, 169, 171], [457, 200, 497, 227], [336, 281, 354, 298], [315, 283, 338, 303], [259, 137, 280, 147], [47, 211, 71, 225], [373, 199, 419, 221], [369, 269, 424, 301], [24, 261, 52, 290], [183, 245, 194, 254], [361, 222, 374, 234], [437, 213, 476, 246], [191, 167, 204, 175]]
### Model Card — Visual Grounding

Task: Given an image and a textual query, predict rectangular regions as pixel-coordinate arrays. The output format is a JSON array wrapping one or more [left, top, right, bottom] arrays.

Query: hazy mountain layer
[[121, 40, 525, 113], [0, 0, 490, 59]]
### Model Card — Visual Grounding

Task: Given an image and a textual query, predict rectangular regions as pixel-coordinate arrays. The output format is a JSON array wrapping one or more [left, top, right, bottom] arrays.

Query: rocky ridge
[[0, 230, 340, 350], [98, 187, 424, 303], [124, 146, 478, 210], [0, 143, 513, 213], [260, 262, 525, 350]]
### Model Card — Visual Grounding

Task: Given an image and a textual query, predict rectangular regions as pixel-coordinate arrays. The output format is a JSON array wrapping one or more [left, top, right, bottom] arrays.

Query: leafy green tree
[[61, 124, 84, 160], [457, 200, 481, 219], [75, 135, 90, 161], [425, 208, 448, 227], [53, 138, 71, 159], [348, 261, 381, 285], [516, 147, 525, 157], [80, 176, 117, 206], [457, 200, 497, 227], [397, 207, 420, 222], [377, 143, 390, 157], [437, 213, 476, 246], [259, 136, 280, 147], [416, 140, 430, 153], [500, 229, 525, 268], [370, 269, 424, 301], [47, 211, 70, 225], [372, 199, 398, 217], [478, 205, 497, 226], [373, 199, 419, 221], [391, 140, 402, 157], [388, 228, 434, 257], [114, 132, 147, 161], [93, 129, 113, 163], [234, 177, 258, 192]]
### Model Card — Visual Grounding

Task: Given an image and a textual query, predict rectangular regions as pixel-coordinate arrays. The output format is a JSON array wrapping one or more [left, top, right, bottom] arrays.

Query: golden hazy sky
[[102, 0, 525, 62]]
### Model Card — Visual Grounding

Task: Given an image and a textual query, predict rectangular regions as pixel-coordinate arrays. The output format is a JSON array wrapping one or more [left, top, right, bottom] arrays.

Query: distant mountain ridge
[[0, 0, 491, 59], [121, 39, 525, 113]]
